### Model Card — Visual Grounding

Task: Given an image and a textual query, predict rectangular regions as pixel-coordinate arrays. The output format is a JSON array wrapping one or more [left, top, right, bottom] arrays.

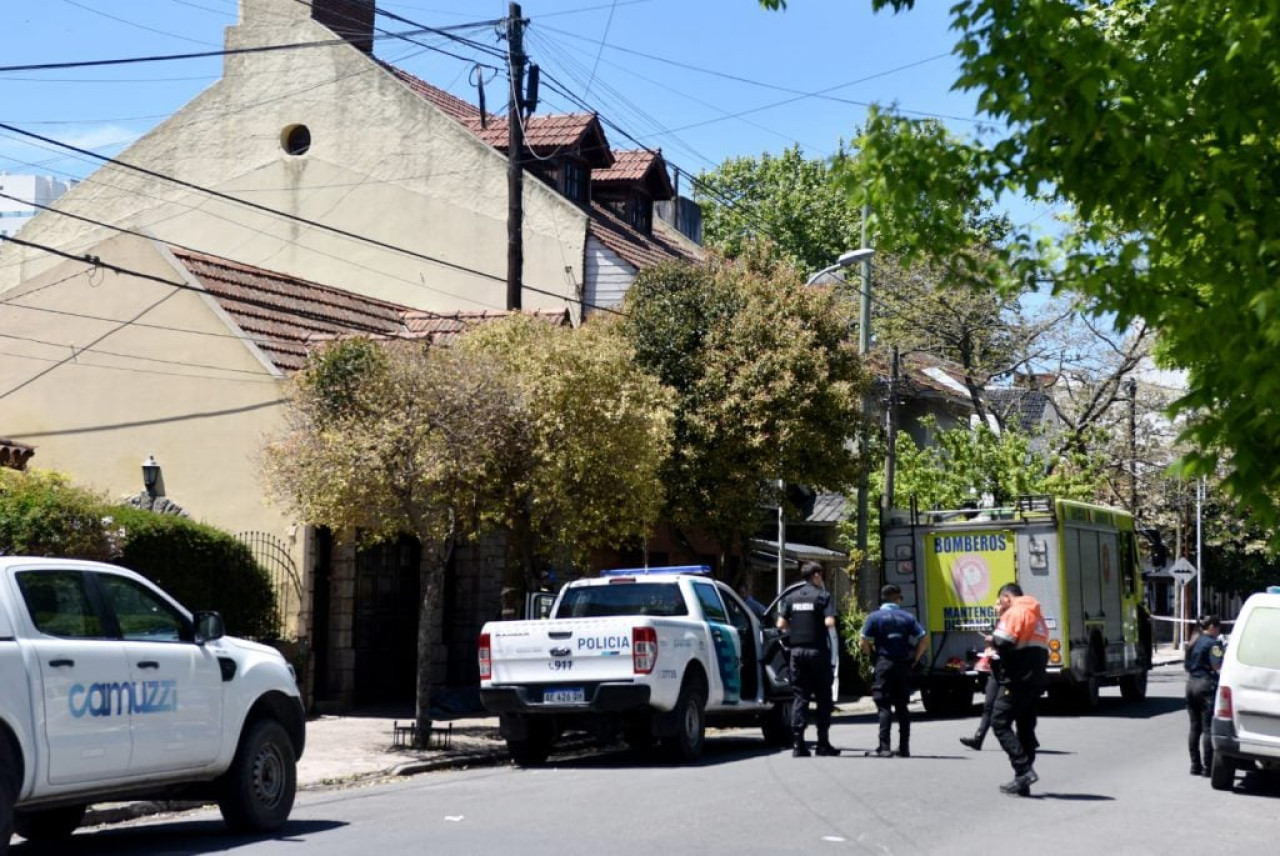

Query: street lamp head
[[836, 248, 875, 267]]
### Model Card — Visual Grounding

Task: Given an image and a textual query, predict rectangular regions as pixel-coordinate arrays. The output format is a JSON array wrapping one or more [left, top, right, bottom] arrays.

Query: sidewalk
[[82, 645, 1186, 827]]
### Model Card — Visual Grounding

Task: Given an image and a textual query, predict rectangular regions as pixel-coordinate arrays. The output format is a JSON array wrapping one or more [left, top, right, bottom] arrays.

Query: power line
[[59, 0, 218, 48], [535, 22, 973, 125], [0, 22, 496, 75]]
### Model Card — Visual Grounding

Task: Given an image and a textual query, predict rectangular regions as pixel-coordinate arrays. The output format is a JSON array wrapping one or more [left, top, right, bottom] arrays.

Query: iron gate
[[236, 531, 302, 638]]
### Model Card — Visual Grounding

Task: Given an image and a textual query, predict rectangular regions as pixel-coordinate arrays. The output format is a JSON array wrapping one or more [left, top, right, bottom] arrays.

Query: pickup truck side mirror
[[194, 611, 225, 644]]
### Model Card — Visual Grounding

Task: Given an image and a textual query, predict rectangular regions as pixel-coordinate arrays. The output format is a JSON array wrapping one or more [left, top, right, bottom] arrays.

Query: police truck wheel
[[218, 718, 297, 833], [662, 675, 707, 762], [1119, 670, 1148, 702], [0, 736, 18, 856], [1210, 754, 1235, 791], [12, 804, 85, 843]]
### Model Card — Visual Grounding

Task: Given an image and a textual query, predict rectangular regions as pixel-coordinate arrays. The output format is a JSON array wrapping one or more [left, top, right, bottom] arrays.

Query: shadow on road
[[1225, 770, 1280, 799], [536, 734, 786, 770], [1026, 792, 1115, 802], [11, 819, 346, 855]]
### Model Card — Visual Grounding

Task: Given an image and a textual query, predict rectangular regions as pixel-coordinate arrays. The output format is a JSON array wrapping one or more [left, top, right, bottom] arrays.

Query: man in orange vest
[[989, 582, 1049, 796]]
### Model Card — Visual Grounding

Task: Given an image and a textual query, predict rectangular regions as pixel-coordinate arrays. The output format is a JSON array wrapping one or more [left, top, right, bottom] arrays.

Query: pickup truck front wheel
[[662, 675, 707, 762], [218, 718, 297, 833], [12, 804, 85, 843], [1, 736, 17, 856]]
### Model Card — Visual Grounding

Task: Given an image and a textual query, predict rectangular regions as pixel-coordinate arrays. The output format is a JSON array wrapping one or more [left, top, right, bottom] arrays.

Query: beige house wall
[[0, 232, 306, 631], [0, 0, 588, 318]]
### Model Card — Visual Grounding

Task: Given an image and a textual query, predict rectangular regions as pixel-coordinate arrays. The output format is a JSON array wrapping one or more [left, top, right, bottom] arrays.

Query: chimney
[[311, 0, 376, 54]]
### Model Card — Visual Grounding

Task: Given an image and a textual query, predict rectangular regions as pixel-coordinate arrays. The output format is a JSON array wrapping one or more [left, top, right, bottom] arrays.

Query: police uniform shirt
[[1186, 633, 1224, 680], [860, 602, 925, 662], [781, 582, 834, 649]]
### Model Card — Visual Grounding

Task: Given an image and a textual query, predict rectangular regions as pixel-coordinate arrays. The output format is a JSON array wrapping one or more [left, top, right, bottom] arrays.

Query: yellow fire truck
[[880, 496, 1153, 715]]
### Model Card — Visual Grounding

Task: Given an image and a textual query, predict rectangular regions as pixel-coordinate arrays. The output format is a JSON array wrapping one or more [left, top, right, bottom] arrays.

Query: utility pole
[[856, 200, 874, 606], [506, 2, 526, 311], [1127, 376, 1138, 514], [883, 347, 899, 513]]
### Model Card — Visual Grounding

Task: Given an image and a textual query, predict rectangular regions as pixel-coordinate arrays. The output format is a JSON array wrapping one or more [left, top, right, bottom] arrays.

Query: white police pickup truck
[[478, 567, 793, 764], [0, 557, 305, 853]]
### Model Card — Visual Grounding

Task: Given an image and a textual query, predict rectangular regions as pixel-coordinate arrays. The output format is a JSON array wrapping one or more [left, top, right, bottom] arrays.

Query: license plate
[[543, 688, 585, 704]]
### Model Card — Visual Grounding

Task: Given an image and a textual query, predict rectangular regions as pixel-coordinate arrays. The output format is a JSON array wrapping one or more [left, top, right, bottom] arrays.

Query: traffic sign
[[1169, 556, 1198, 583]]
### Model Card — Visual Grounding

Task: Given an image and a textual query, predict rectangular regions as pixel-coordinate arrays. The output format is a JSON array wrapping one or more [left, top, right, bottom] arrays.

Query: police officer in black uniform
[[1185, 614, 1224, 776], [777, 562, 840, 757]]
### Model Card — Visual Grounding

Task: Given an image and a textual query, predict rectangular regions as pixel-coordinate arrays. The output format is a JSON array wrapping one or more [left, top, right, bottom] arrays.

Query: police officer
[[1185, 614, 1224, 776], [777, 562, 840, 757], [860, 584, 927, 758]]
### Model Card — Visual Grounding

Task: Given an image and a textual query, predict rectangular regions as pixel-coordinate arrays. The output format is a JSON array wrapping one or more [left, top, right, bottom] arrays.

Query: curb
[[81, 749, 516, 830]]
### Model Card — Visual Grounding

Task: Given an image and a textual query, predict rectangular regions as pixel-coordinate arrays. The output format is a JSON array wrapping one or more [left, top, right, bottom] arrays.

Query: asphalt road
[[18, 664, 1280, 856]]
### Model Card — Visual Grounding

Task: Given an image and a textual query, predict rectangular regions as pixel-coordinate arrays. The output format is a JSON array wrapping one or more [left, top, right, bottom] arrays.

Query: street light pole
[[855, 202, 873, 605]]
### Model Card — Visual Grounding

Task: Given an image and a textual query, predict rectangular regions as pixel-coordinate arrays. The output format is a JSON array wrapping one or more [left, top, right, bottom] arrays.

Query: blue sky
[[0, 0, 1053, 229]]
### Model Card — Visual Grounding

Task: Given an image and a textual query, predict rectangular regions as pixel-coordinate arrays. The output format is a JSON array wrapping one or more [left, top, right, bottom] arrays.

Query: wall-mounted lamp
[[142, 454, 161, 496]]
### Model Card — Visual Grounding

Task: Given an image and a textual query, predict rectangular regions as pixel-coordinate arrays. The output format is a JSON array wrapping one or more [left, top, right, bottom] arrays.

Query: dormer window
[[562, 160, 589, 204], [628, 196, 652, 233]]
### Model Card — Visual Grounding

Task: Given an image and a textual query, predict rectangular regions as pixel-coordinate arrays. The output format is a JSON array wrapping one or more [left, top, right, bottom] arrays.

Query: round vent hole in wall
[[282, 124, 311, 156]]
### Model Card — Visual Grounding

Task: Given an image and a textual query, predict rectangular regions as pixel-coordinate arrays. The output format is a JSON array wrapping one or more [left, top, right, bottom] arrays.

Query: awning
[[746, 538, 847, 572]]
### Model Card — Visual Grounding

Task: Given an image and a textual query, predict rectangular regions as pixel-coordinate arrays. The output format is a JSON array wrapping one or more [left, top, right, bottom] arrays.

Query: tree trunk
[[414, 541, 450, 750]]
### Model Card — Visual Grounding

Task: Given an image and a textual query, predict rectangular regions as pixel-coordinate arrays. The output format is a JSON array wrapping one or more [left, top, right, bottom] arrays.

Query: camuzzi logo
[[68, 680, 178, 718]]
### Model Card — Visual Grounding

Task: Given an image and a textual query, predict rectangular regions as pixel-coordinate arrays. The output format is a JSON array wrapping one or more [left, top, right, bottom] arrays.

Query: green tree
[[458, 315, 673, 600], [892, 418, 1104, 512], [623, 249, 872, 563], [836, 0, 1280, 528], [263, 324, 672, 743], [263, 337, 528, 745], [696, 144, 863, 274], [0, 468, 113, 559]]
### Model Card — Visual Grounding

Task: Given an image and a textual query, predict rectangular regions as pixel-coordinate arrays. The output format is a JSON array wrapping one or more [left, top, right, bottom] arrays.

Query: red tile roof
[[170, 249, 570, 372], [171, 248, 409, 372], [587, 201, 700, 271], [400, 308, 571, 346], [385, 65, 482, 123], [384, 63, 695, 271], [593, 150, 654, 184], [594, 150, 675, 200], [385, 65, 612, 166]]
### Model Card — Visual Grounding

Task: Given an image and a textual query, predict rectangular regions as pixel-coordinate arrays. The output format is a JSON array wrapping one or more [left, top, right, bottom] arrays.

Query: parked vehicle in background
[[478, 566, 793, 764], [880, 496, 1153, 715], [0, 557, 305, 854], [1211, 586, 1280, 790]]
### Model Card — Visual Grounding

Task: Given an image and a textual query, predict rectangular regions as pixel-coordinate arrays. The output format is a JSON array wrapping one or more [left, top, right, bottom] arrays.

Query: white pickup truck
[[0, 557, 305, 854], [478, 567, 793, 764]]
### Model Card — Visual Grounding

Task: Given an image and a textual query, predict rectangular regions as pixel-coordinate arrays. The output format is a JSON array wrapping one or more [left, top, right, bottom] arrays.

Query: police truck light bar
[[600, 565, 710, 577]]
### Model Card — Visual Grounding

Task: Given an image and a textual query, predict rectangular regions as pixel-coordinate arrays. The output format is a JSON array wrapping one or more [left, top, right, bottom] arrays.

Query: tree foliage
[[0, 468, 114, 559], [262, 336, 528, 743], [458, 315, 673, 578], [0, 468, 277, 636], [696, 144, 863, 274], [262, 324, 672, 740], [623, 250, 871, 558], [844, 0, 1280, 528], [892, 418, 1105, 512]]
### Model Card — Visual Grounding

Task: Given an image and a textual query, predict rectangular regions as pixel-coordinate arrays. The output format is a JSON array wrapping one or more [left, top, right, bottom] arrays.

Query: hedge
[[110, 506, 279, 639], [1, 468, 278, 638]]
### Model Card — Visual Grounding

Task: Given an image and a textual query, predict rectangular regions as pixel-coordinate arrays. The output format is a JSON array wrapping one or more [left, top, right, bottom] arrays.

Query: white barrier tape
[[1149, 614, 1234, 626]]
